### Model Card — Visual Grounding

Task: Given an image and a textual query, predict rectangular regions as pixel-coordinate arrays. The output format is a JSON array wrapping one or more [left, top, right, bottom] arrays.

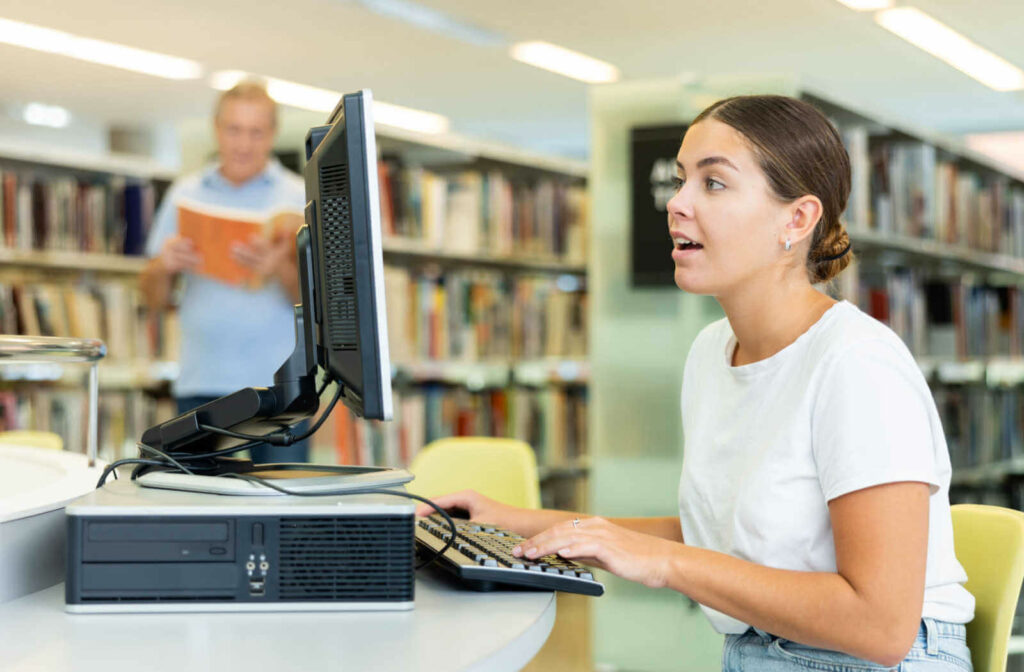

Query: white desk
[[0, 574, 555, 672]]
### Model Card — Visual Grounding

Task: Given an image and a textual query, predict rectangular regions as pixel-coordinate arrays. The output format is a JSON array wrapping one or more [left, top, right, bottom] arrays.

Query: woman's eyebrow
[[675, 156, 740, 172]]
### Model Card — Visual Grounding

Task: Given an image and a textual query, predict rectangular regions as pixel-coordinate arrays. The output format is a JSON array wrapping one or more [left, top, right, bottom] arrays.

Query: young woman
[[417, 95, 975, 671]]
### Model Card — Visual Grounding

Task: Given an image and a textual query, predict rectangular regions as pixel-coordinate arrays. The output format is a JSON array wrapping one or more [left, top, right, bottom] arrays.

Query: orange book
[[177, 200, 302, 287]]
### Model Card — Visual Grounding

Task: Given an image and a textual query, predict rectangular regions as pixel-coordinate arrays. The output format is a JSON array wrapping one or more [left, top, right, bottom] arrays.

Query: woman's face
[[667, 119, 790, 296]]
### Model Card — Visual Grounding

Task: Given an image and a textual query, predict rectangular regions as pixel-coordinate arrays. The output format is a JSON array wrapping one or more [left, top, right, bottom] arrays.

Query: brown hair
[[214, 80, 278, 128], [692, 95, 852, 284]]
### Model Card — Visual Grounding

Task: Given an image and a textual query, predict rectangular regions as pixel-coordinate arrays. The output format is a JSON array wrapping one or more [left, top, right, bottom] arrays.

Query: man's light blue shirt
[[146, 160, 305, 397]]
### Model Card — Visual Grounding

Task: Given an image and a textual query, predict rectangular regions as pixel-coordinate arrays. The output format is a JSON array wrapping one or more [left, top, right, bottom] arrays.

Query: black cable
[[220, 472, 457, 571], [138, 443, 195, 476], [284, 383, 344, 443], [198, 381, 345, 446], [166, 442, 263, 462], [96, 458, 171, 488]]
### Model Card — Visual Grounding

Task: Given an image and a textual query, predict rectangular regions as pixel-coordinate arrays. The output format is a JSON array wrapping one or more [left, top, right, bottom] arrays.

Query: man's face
[[215, 98, 276, 185]]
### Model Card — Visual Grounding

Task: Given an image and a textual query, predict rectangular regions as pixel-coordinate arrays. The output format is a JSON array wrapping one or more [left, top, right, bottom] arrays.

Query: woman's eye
[[706, 178, 724, 191], [672, 176, 685, 190]]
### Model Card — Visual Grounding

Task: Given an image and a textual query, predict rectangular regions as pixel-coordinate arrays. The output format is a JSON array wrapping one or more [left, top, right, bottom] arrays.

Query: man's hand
[[231, 234, 292, 279], [158, 236, 201, 274]]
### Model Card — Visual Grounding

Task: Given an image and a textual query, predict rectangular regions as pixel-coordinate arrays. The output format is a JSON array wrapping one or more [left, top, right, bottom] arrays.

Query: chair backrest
[[951, 503, 1024, 672], [0, 430, 64, 452], [407, 437, 541, 510]]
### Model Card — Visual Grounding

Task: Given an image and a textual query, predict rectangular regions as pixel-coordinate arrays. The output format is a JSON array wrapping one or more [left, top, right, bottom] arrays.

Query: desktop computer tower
[[64, 480, 415, 613]]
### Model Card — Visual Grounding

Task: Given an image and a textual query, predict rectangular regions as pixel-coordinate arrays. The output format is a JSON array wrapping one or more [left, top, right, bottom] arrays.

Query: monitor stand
[[135, 457, 414, 496]]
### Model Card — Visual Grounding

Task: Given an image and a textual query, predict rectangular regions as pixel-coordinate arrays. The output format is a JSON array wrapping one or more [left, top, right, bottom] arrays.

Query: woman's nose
[[667, 184, 692, 219]]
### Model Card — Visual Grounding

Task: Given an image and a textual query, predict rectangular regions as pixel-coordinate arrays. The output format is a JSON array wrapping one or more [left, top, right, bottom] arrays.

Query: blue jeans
[[722, 618, 972, 671], [176, 396, 310, 464]]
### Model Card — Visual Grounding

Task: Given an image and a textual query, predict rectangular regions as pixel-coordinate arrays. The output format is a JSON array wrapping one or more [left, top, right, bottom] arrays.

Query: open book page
[[176, 199, 302, 287]]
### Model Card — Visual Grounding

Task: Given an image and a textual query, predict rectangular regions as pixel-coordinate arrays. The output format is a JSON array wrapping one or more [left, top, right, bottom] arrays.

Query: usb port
[[249, 579, 266, 596]]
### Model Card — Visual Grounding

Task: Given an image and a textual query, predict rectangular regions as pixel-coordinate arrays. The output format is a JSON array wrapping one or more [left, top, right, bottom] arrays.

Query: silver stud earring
[[784, 238, 791, 252]]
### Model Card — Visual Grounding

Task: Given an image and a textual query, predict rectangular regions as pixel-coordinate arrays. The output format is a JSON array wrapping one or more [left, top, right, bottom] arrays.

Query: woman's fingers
[[556, 542, 603, 563], [515, 516, 604, 556], [414, 490, 476, 517], [515, 520, 587, 558]]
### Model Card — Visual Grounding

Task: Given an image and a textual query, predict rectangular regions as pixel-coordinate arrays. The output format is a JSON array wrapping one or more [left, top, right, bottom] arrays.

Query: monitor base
[[135, 461, 414, 496]]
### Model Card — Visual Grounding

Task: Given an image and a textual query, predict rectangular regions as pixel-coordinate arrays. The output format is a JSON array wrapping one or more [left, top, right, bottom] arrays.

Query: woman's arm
[[518, 481, 928, 667], [515, 513, 682, 541], [414, 491, 683, 541]]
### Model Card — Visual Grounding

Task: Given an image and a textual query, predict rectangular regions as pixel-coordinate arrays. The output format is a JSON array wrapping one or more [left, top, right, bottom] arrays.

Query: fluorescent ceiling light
[[510, 41, 619, 84], [875, 7, 1024, 91], [22, 102, 70, 128], [210, 71, 450, 135], [374, 100, 449, 135], [833, 0, 891, 10], [354, 0, 505, 47], [0, 17, 202, 80]]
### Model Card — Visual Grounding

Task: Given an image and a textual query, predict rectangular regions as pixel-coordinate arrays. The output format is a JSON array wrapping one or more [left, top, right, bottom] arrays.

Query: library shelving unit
[[0, 144, 178, 458], [0, 129, 593, 510]]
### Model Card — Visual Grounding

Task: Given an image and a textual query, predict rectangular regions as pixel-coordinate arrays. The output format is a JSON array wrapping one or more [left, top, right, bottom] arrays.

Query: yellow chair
[[951, 503, 1024, 672], [0, 430, 64, 452], [407, 437, 541, 509]]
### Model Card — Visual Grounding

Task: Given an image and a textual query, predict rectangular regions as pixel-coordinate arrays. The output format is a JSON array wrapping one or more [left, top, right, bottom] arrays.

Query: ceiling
[[1, 0, 1023, 161]]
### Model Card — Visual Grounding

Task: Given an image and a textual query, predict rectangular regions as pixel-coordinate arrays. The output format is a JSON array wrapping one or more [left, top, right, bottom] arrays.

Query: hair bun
[[810, 224, 852, 283]]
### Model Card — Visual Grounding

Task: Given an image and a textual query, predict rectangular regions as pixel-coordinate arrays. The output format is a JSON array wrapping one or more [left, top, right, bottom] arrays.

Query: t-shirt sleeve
[[279, 170, 306, 211], [812, 338, 941, 502], [145, 182, 181, 258]]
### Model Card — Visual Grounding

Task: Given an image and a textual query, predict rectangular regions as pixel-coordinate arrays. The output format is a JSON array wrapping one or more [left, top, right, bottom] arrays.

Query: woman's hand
[[414, 490, 523, 532], [513, 516, 682, 589]]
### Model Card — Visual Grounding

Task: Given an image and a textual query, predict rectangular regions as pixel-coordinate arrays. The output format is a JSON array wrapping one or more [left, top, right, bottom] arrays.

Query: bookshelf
[[310, 130, 591, 510], [0, 129, 591, 508], [798, 88, 1024, 504], [0, 147, 178, 461]]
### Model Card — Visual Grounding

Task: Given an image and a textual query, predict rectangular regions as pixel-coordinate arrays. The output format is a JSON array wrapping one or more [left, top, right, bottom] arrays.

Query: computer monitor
[[138, 89, 391, 461], [303, 90, 392, 422]]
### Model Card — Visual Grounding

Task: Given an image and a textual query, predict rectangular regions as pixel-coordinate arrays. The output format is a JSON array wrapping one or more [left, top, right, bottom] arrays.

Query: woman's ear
[[785, 195, 823, 246]]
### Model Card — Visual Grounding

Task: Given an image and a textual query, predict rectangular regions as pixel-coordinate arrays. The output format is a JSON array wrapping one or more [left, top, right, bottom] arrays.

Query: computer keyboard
[[415, 514, 604, 596]]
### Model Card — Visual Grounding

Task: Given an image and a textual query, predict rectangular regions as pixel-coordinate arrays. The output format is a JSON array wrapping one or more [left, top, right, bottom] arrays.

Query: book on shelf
[[383, 265, 587, 363], [845, 265, 1020, 361], [0, 168, 156, 255], [0, 386, 177, 459], [0, 278, 179, 363], [308, 384, 588, 474], [838, 129, 1024, 257], [376, 157, 588, 262], [937, 385, 1023, 476]]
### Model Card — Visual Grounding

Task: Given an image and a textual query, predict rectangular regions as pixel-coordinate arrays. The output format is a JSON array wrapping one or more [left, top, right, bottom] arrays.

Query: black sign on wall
[[630, 124, 688, 288]]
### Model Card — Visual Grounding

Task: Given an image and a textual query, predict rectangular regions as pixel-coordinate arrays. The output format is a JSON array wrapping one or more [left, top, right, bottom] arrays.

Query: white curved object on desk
[[0, 445, 104, 603], [0, 573, 555, 672]]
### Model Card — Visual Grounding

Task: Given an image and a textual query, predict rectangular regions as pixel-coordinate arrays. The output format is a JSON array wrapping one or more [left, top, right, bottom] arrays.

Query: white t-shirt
[[677, 300, 975, 634]]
